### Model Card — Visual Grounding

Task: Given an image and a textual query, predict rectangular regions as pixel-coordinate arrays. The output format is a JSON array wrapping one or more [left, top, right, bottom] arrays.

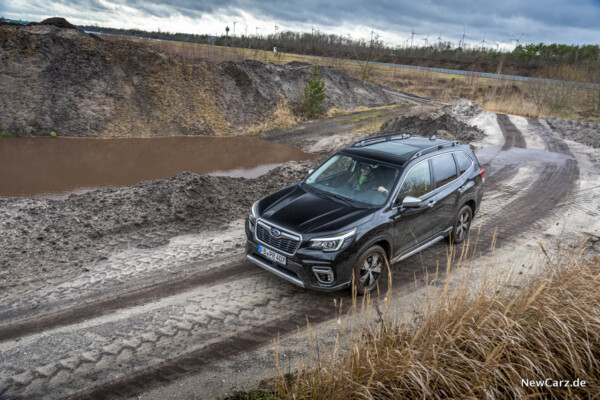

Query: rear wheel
[[352, 245, 388, 295], [449, 205, 472, 244]]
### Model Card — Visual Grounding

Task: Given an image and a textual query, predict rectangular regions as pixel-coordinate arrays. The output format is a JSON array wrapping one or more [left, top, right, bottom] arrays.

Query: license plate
[[258, 245, 286, 265]]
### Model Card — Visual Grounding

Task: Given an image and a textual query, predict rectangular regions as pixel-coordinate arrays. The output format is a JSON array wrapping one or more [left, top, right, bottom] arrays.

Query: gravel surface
[[433, 98, 485, 121], [545, 117, 600, 148]]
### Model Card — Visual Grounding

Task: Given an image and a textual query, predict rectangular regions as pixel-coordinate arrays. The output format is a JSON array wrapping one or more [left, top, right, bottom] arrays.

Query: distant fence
[[326, 57, 600, 89]]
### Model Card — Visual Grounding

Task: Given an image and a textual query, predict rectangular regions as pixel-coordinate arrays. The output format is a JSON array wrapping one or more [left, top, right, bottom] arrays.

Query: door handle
[[427, 200, 436, 208]]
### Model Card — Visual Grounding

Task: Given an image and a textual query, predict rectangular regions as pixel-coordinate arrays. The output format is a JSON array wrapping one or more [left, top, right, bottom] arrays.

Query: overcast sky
[[2, 0, 599, 49]]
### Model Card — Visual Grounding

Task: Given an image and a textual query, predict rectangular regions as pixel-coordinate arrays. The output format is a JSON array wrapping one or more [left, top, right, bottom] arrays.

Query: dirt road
[[0, 107, 598, 400]]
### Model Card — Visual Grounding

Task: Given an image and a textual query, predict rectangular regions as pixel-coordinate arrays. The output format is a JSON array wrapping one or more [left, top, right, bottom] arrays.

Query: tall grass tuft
[[274, 240, 600, 399]]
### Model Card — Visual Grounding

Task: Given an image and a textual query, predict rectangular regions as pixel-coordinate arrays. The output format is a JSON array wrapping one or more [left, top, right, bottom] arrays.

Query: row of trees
[[80, 25, 599, 78]]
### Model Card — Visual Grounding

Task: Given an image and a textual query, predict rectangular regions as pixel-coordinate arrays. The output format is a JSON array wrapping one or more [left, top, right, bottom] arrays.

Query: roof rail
[[352, 132, 412, 147], [408, 140, 460, 161]]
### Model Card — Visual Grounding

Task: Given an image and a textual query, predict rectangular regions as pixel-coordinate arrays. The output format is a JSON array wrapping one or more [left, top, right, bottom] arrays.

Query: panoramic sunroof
[[367, 141, 420, 156]]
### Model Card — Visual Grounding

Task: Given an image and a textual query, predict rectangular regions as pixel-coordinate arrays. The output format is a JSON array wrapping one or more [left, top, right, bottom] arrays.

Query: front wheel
[[352, 245, 388, 295], [449, 205, 472, 244]]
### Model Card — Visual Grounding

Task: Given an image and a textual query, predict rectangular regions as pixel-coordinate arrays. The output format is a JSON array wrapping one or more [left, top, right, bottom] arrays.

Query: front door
[[392, 159, 438, 258]]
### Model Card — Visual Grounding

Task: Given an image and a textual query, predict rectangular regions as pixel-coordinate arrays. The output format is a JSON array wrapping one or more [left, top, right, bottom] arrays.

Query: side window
[[431, 154, 458, 188], [454, 151, 473, 175], [398, 160, 431, 202]]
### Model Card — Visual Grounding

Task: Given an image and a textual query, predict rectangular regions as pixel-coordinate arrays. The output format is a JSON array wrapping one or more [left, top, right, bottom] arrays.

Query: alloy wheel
[[359, 253, 383, 288], [456, 209, 471, 241]]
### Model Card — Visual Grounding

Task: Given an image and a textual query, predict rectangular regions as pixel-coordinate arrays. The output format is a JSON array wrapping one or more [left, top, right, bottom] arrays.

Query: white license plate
[[258, 245, 286, 265]]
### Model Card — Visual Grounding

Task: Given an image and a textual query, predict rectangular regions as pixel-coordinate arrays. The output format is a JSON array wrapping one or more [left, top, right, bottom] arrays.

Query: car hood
[[260, 185, 374, 234]]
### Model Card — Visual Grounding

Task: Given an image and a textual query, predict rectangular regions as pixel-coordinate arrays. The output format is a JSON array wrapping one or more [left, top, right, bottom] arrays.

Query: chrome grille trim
[[255, 219, 302, 256]]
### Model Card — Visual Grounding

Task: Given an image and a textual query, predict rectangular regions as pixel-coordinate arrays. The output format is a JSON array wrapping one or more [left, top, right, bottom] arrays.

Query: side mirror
[[308, 169, 314, 174], [402, 196, 422, 208]]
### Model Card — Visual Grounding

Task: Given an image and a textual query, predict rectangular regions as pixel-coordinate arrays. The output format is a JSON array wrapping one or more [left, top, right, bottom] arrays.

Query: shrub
[[50, 131, 57, 138], [301, 65, 327, 118]]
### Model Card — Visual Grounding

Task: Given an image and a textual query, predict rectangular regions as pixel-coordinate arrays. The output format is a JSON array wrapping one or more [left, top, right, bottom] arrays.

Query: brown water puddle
[[0, 136, 315, 198]]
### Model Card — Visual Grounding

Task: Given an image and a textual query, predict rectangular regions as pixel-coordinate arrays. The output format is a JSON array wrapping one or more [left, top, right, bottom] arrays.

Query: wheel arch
[[357, 233, 393, 261], [461, 198, 477, 214]]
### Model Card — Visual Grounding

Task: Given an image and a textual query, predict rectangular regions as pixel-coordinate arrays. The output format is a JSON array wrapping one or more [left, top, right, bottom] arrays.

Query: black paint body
[[246, 136, 484, 291]]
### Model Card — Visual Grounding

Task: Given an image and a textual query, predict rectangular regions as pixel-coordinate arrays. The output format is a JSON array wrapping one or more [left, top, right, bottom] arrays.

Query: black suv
[[245, 133, 485, 294]]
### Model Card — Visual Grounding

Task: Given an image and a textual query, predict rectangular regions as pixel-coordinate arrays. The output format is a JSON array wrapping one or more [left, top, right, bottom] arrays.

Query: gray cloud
[[2, 0, 599, 45]]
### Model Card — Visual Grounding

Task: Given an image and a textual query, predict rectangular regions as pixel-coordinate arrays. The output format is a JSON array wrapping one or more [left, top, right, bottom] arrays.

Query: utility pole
[[233, 20, 237, 37]]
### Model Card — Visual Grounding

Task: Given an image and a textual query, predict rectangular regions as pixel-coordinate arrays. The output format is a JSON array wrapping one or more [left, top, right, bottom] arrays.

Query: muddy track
[[498, 114, 526, 151], [484, 114, 527, 187], [0, 115, 581, 400], [0, 260, 254, 343], [482, 117, 579, 243]]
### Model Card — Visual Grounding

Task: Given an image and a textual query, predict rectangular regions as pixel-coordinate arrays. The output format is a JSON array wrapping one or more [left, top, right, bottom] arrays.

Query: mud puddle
[[0, 136, 314, 197]]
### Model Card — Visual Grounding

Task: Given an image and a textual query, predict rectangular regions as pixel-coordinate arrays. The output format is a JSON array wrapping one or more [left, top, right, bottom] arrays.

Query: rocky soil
[[0, 19, 419, 137], [379, 99, 485, 142], [545, 117, 600, 149]]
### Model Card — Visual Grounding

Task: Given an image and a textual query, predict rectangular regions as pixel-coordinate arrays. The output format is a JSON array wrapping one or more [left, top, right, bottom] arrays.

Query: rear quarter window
[[454, 151, 473, 175], [431, 153, 458, 188]]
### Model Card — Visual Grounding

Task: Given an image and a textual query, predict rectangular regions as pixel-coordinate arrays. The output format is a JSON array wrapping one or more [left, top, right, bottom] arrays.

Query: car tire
[[449, 205, 472, 244], [352, 245, 388, 295]]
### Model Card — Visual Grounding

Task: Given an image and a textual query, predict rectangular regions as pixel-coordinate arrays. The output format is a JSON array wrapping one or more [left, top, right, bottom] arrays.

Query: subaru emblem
[[271, 228, 281, 237]]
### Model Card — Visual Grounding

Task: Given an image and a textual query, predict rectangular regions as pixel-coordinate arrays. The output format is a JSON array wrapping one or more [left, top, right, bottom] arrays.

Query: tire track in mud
[[481, 117, 579, 243], [0, 276, 319, 400], [484, 113, 527, 187], [0, 115, 581, 400], [498, 114, 526, 150], [0, 260, 254, 343], [66, 297, 339, 400]]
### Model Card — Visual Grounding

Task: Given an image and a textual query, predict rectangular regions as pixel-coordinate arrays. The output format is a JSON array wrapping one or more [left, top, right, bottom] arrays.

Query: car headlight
[[309, 228, 357, 252]]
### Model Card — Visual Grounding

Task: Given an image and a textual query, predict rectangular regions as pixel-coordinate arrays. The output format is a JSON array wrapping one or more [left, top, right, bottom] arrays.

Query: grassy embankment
[[107, 37, 600, 123], [229, 237, 599, 399]]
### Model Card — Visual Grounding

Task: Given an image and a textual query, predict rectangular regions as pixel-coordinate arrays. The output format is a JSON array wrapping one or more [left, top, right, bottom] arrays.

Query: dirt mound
[[379, 113, 485, 143], [546, 117, 600, 148], [434, 99, 484, 121], [37, 17, 78, 29], [0, 21, 420, 137], [0, 157, 324, 288]]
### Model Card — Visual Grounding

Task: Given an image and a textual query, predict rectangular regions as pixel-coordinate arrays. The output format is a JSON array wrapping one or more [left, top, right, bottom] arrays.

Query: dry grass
[[244, 97, 299, 135], [326, 104, 412, 118], [268, 240, 600, 399]]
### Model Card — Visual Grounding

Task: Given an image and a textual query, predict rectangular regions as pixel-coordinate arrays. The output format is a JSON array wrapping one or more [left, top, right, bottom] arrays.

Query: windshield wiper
[[328, 193, 355, 207], [304, 183, 356, 207]]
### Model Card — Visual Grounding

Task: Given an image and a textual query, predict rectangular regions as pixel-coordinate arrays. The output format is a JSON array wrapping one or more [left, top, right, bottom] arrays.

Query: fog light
[[312, 267, 334, 285]]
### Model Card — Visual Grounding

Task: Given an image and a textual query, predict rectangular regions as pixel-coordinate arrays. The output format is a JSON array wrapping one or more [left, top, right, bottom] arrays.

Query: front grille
[[256, 222, 300, 255]]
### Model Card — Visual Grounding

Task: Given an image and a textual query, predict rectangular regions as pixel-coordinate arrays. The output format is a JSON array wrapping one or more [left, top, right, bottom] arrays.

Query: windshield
[[305, 154, 400, 206]]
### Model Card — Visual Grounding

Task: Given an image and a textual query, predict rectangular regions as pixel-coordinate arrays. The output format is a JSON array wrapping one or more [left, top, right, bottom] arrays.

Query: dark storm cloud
[[3, 0, 599, 44], [132, 0, 598, 31], [116, 0, 599, 43]]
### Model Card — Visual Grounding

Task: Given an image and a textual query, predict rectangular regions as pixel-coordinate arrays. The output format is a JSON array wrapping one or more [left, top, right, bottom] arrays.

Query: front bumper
[[245, 219, 355, 291]]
